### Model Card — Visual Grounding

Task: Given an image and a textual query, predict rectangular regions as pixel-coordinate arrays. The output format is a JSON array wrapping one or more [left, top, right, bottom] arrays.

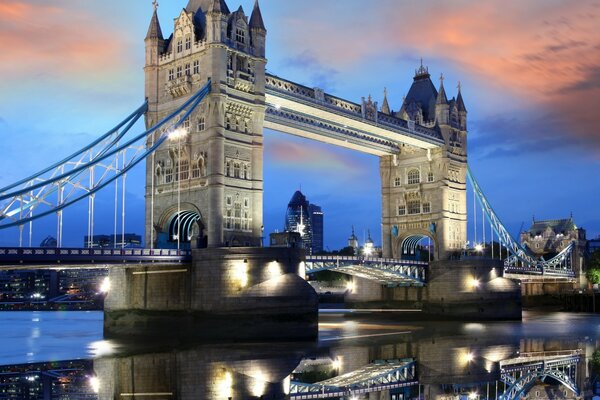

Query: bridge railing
[[306, 255, 428, 266], [0, 247, 191, 266]]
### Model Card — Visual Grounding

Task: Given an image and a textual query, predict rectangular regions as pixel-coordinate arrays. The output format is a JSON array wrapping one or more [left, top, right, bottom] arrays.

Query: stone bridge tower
[[144, 0, 267, 248], [380, 65, 468, 261]]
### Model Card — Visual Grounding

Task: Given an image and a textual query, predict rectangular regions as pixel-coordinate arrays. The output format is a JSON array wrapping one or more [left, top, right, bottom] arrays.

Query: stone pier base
[[104, 247, 318, 340], [345, 259, 522, 320]]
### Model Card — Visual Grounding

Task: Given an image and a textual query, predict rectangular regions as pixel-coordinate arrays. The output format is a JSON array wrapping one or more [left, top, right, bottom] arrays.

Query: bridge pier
[[104, 247, 318, 340], [345, 259, 521, 320]]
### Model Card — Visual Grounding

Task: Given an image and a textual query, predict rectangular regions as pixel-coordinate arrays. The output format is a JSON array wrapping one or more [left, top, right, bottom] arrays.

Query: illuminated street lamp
[[474, 243, 484, 253]]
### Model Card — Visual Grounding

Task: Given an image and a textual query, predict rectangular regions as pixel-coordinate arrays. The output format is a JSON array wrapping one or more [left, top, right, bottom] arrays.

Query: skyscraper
[[284, 191, 323, 255], [309, 205, 324, 254]]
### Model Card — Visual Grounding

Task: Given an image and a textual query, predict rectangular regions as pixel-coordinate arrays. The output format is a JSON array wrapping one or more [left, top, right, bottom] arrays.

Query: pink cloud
[[273, 0, 600, 147], [266, 134, 368, 177], [0, 1, 133, 82]]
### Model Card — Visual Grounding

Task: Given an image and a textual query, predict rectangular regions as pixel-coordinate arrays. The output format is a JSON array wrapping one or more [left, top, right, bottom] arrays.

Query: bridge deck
[[0, 247, 190, 270]]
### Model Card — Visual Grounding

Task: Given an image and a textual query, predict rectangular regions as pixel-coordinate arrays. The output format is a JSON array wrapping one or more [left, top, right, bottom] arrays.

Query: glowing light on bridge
[[89, 376, 100, 393], [467, 277, 480, 290], [469, 391, 479, 400], [233, 260, 249, 288], [250, 369, 267, 397], [474, 244, 484, 252], [100, 277, 111, 293], [332, 357, 342, 370], [217, 370, 232, 399], [346, 281, 355, 293], [268, 261, 282, 280], [89, 340, 116, 358]]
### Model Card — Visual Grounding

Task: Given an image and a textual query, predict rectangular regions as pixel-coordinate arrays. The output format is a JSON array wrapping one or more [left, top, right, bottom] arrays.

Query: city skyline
[[0, 0, 598, 250]]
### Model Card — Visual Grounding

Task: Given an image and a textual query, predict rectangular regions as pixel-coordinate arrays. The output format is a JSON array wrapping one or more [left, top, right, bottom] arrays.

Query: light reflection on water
[[0, 310, 599, 398]]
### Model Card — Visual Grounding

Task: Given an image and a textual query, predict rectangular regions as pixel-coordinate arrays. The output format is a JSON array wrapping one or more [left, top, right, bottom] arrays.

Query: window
[[244, 120, 250, 134], [225, 114, 232, 130], [168, 69, 174, 81], [423, 202, 431, 213], [233, 163, 241, 178], [197, 117, 205, 131], [177, 40, 183, 53], [191, 160, 200, 179], [182, 117, 190, 130], [193, 60, 199, 74], [242, 164, 248, 180], [225, 161, 231, 177], [244, 198, 249, 208], [394, 177, 401, 187], [428, 172, 434, 182], [185, 63, 190, 76], [226, 196, 232, 206], [176, 66, 183, 78], [165, 167, 173, 183], [225, 209, 232, 229], [398, 205, 406, 216], [179, 158, 189, 181], [234, 203, 242, 230], [407, 169, 420, 184], [407, 200, 421, 215], [185, 37, 191, 50], [236, 28, 245, 44]]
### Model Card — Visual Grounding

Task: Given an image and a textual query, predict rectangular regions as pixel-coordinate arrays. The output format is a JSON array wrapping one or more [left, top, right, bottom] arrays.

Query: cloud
[[265, 133, 367, 177], [0, 0, 135, 86], [281, 50, 340, 91], [271, 0, 600, 154]]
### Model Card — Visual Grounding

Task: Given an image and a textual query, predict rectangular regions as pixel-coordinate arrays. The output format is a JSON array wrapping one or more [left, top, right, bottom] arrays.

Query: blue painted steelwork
[[0, 247, 190, 268], [467, 166, 575, 277], [0, 81, 211, 230], [499, 353, 580, 400], [290, 359, 418, 399], [305, 255, 427, 286]]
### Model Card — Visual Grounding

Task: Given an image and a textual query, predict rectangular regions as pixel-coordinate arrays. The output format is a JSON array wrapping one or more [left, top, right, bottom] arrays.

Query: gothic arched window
[[407, 169, 420, 185]]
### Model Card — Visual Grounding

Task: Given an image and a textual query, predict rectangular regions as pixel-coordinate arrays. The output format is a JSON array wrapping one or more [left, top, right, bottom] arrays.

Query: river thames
[[0, 310, 599, 399]]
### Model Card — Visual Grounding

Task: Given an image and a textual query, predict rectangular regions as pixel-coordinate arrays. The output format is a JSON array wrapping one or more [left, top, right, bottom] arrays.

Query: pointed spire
[[456, 81, 467, 112], [207, 0, 228, 14], [250, 0, 266, 31], [436, 73, 448, 105], [145, 2, 164, 41], [381, 87, 391, 115]]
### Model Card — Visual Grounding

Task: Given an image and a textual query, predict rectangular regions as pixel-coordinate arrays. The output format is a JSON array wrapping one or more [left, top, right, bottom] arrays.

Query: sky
[[0, 0, 599, 249]]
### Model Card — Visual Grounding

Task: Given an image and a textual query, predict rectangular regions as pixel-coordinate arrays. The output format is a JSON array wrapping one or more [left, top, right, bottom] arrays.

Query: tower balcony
[[166, 76, 193, 98]]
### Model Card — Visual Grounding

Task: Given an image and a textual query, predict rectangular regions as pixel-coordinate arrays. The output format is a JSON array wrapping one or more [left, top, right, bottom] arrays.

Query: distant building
[[348, 226, 359, 253], [309, 205, 324, 254], [284, 191, 323, 255], [520, 216, 588, 287], [589, 236, 600, 254], [83, 234, 142, 248]]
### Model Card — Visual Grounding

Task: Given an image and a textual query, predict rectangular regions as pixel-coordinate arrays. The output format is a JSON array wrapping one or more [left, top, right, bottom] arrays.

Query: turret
[[381, 88, 391, 115], [456, 82, 467, 130], [144, 2, 166, 120], [205, 0, 229, 43], [435, 73, 449, 126], [249, 0, 267, 57]]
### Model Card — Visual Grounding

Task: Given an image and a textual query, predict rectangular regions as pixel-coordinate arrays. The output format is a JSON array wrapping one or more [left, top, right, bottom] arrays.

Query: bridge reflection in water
[[86, 313, 593, 400]]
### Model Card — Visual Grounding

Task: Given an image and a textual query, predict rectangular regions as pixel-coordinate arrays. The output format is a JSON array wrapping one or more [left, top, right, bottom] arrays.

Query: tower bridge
[[0, 0, 583, 331]]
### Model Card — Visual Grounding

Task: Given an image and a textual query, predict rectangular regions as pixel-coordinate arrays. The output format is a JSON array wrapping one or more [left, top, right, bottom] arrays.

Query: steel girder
[[290, 359, 418, 399], [500, 355, 580, 400], [467, 166, 575, 277], [305, 256, 427, 285], [0, 81, 211, 230]]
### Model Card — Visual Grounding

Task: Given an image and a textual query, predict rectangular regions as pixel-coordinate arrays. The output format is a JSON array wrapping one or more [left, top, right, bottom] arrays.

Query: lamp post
[[169, 127, 189, 252]]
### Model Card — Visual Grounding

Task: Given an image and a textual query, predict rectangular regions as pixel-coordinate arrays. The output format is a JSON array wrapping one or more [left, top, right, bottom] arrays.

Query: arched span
[[400, 234, 435, 261], [169, 210, 201, 243], [500, 369, 579, 400]]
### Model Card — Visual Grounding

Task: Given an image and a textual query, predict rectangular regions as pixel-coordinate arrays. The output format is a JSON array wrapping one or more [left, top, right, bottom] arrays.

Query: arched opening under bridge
[[399, 234, 435, 262], [157, 205, 207, 249]]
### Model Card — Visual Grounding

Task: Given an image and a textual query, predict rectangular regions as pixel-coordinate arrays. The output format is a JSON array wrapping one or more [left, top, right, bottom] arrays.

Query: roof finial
[[420, 58, 423, 68], [440, 73, 444, 85], [457, 81, 462, 92], [152, 0, 158, 11]]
